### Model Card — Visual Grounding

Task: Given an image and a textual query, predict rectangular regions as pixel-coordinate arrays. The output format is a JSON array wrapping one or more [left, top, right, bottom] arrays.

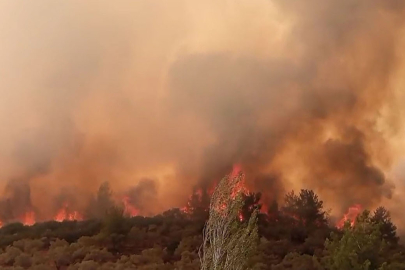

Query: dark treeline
[[0, 184, 403, 270]]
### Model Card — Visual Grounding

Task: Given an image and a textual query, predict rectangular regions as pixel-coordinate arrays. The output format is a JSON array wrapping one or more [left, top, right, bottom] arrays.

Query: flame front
[[122, 196, 139, 217], [0, 165, 364, 229], [22, 211, 36, 226], [54, 203, 83, 222], [336, 204, 362, 229]]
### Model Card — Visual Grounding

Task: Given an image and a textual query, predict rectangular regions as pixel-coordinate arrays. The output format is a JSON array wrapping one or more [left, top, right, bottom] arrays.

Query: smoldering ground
[[0, 0, 404, 224]]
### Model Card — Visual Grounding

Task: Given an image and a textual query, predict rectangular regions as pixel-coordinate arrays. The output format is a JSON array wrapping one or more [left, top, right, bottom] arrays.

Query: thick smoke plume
[[0, 0, 404, 225]]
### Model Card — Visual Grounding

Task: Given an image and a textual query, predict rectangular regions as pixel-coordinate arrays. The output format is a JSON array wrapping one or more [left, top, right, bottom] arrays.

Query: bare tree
[[200, 171, 258, 270]]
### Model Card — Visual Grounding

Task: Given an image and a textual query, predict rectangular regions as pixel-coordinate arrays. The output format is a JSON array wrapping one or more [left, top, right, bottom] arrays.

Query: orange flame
[[54, 203, 83, 222], [260, 203, 268, 214], [336, 204, 362, 229], [22, 211, 36, 226], [122, 196, 139, 217], [180, 188, 206, 214], [180, 164, 250, 220]]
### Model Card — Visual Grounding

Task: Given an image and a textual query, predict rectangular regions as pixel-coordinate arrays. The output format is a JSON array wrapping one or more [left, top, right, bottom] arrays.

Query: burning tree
[[199, 171, 258, 270], [323, 210, 405, 270]]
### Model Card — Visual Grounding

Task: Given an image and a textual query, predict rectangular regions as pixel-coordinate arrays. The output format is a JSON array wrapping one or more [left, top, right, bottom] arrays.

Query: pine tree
[[370, 207, 398, 246]]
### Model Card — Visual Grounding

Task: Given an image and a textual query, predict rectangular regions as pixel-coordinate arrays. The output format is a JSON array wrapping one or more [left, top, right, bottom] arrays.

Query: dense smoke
[[123, 179, 159, 216], [0, 0, 404, 224], [0, 180, 34, 222]]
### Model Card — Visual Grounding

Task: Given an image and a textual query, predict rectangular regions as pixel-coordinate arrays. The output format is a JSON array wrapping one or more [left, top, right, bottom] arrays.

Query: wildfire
[[122, 196, 139, 217], [180, 164, 251, 221], [260, 203, 268, 214], [54, 203, 83, 222], [336, 204, 362, 229], [231, 163, 242, 178], [181, 188, 207, 214], [21, 210, 36, 226], [0, 211, 36, 228], [0, 163, 363, 229], [180, 205, 191, 214]]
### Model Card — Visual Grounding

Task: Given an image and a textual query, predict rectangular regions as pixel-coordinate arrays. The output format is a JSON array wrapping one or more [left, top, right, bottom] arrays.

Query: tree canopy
[[0, 181, 403, 270]]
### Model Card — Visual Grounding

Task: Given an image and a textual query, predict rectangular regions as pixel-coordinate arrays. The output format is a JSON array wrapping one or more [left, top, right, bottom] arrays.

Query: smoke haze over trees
[[0, 188, 403, 269], [0, 0, 405, 231]]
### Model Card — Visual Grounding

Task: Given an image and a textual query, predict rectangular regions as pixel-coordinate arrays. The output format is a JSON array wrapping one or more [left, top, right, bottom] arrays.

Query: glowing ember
[[336, 204, 362, 229], [180, 206, 190, 214], [180, 195, 194, 214], [231, 180, 247, 199], [122, 196, 139, 217]]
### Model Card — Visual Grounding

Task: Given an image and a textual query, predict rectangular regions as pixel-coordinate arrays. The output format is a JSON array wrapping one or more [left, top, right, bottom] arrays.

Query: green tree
[[200, 171, 259, 270], [174, 236, 202, 256], [267, 200, 281, 222], [370, 207, 398, 246], [174, 251, 200, 270], [14, 253, 32, 268], [272, 252, 324, 270], [99, 206, 128, 254], [282, 190, 328, 229], [101, 206, 128, 236], [86, 182, 115, 219], [323, 210, 387, 270]]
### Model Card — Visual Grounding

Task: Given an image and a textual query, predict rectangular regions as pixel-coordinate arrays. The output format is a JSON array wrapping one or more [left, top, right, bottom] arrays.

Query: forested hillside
[[0, 188, 403, 270]]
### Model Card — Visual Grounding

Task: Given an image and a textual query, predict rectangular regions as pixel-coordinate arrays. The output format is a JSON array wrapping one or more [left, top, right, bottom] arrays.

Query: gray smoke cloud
[[0, 0, 404, 223]]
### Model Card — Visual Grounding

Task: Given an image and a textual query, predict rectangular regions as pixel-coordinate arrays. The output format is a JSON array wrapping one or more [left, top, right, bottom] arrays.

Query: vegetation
[[0, 174, 403, 270], [200, 172, 258, 270]]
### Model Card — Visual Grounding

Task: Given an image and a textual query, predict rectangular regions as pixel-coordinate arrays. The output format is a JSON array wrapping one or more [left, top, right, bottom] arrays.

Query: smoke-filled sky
[[0, 0, 404, 225]]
